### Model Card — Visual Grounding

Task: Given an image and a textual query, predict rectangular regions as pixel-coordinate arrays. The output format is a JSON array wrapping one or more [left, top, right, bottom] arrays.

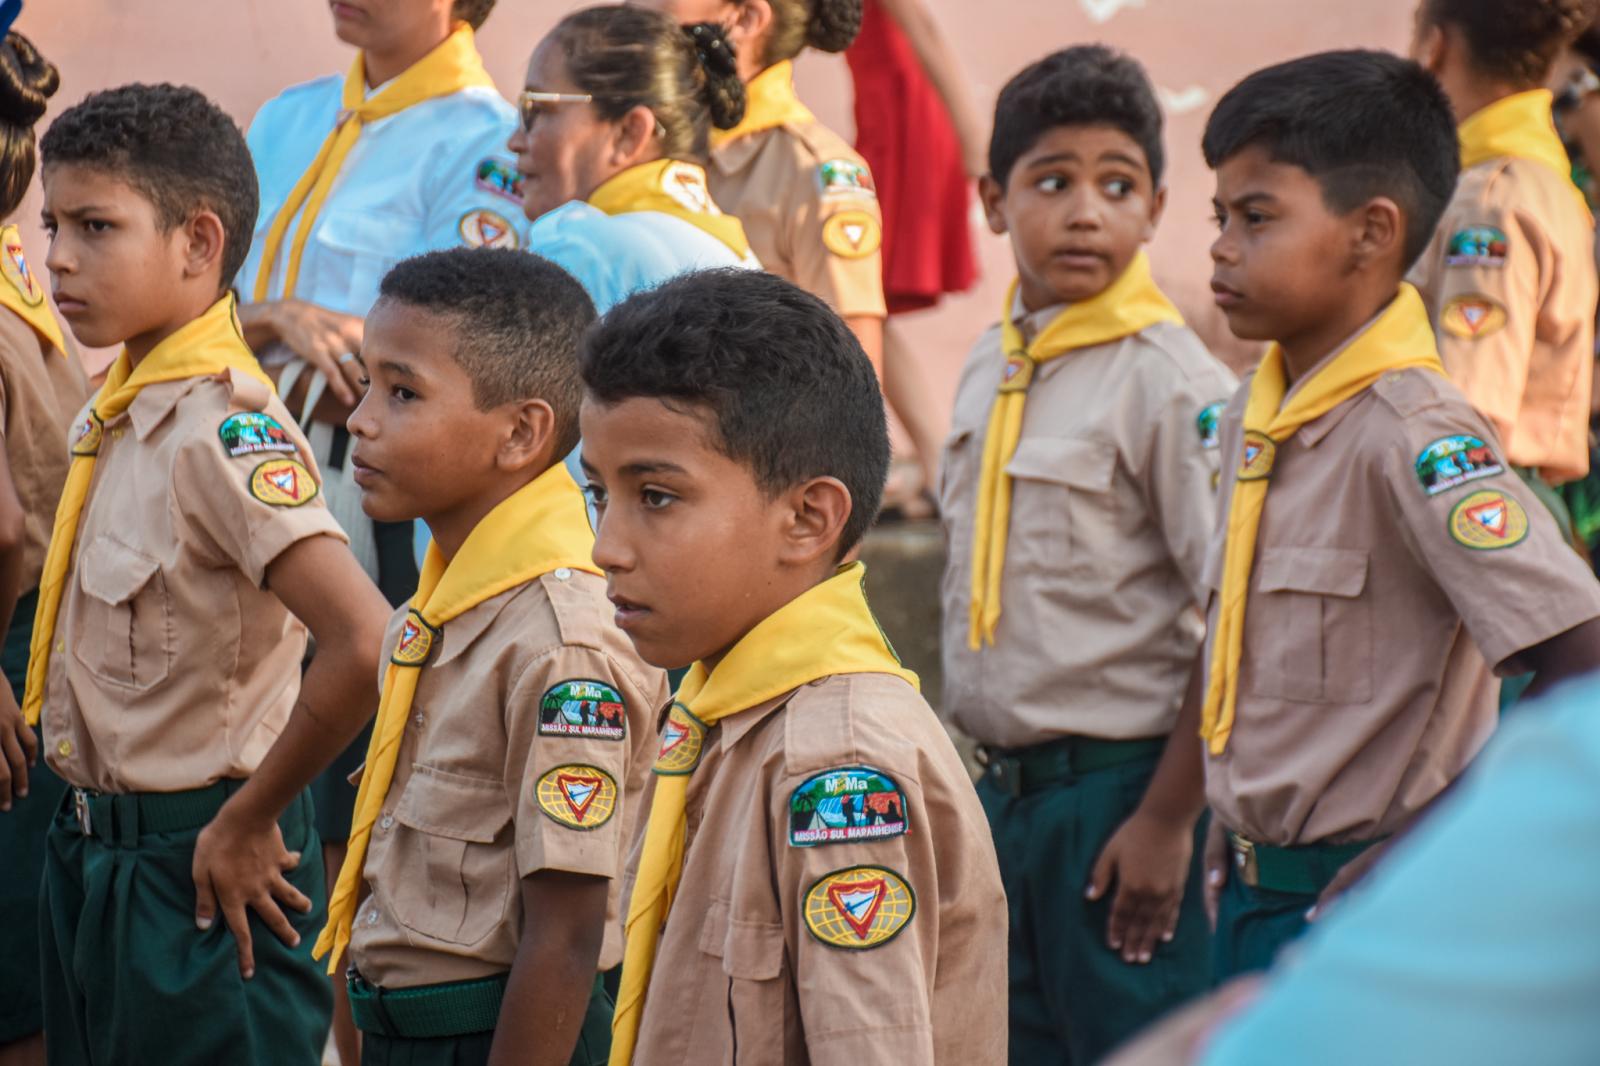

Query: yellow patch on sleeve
[[803, 865, 915, 949], [248, 458, 319, 507], [535, 764, 618, 830], [821, 210, 882, 260], [458, 208, 519, 250], [1440, 295, 1507, 340]]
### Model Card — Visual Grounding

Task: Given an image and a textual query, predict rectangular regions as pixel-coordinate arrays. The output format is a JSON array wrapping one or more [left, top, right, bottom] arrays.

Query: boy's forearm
[[1521, 616, 1600, 696], [489, 874, 608, 1066], [1136, 647, 1208, 827]]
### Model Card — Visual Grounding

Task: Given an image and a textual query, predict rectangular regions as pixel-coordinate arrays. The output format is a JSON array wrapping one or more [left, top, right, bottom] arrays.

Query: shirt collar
[[1009, 290, 1067, 347]]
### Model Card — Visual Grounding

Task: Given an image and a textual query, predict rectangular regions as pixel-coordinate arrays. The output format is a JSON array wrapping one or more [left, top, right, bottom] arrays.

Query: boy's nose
[[589, 511, 634, 575], [1209, 231, 1236, 265], [345, 392, 377, 438]]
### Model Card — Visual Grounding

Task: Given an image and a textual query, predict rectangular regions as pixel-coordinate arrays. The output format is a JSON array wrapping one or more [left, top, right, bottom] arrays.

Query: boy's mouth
[[350, 451, 382, 488], [1052, 247, 1108, 271], [52, 290, 87, 315], [607, 591, 650, 631], [1211, 279, 1246, 309]]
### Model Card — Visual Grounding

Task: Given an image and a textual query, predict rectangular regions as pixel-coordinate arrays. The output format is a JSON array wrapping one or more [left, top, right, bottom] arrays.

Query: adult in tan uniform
[[0, 31, 89, 1066], [1409, 0, 1598, 495]]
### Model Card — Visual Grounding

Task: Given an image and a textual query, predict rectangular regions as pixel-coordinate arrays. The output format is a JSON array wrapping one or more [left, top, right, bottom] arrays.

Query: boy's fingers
[[1107, 883, 1139, 950], [1084, 847, 1116, 903], [18, 719, 36, 763], [280, 848, 302, 872], [193, 871, 217, 930], [223, 902, 256, 979], [0, 728, 22, 808], [254, 893, 301, 949], [271, 873, 313, 915]]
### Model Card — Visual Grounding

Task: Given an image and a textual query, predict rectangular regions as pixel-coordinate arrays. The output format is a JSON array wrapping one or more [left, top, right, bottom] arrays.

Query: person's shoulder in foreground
[[580, 267, 1005, 1065]]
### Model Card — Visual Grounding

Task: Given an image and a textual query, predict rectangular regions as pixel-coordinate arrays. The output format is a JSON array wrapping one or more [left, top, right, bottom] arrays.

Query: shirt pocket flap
[[78, 536, 161, 606], [1257, 547, 1368, 598], [395, 765, 510, 844], [314, 208, 412, 256], [1005, 437, 1116, 492], [697, 898, 786, 980]]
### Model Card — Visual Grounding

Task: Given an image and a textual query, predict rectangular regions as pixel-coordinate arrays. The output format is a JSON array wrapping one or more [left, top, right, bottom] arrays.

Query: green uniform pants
[[39, 788, 331, 1066], [0, 589, 67, 1044], [977, 747, 1209, 1065], [1209, 872, 1316, 981]]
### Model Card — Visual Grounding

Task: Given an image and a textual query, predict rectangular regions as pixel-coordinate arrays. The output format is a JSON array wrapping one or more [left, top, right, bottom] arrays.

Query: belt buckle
[[1229, 832, 1259, 888], [72, 788, 92, 836], [987, 755, 1022, 798]]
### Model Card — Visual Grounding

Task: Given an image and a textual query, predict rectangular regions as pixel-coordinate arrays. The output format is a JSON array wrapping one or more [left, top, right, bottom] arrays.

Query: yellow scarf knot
[[588, 159, 752, 260]]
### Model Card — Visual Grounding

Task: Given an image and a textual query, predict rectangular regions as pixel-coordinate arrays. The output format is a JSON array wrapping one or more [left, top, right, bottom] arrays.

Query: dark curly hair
[[452, 0, 496, 30], [989, 45, 1165, 189], [1423, 0, 1597, 86], [40, 83, 258, 290], [379, 249, 596, 451], [580, 268, 887, 555], [751, 0, 862, 66], [1204, 50, 1460, 270], [0, 32, 58, 219], [549, 5, 745, 161]]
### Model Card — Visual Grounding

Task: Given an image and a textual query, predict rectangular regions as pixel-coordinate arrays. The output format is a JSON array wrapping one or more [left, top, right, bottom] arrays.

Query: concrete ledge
[[859, 519, 946, 711]]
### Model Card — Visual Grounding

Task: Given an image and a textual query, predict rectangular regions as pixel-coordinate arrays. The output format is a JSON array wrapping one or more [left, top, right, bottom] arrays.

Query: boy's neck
[[365, 27, 451, 88], [699, 561, 839, 676], [123, 288, 227, 369], [423, 464, 551, 563], [1278, 285, 1400, 384]]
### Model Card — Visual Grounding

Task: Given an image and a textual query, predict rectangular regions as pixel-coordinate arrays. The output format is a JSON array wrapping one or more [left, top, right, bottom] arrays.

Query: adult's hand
[[240, 300, 366, 405]]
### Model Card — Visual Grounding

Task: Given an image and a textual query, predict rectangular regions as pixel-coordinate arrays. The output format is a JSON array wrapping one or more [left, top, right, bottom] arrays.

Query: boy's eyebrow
[[1214, 191, 1278, 209], [619, 460, 689, 477], [1094, 150, 1145, 171], [46, 202, 114, 218], [1022, 151, 1081, 168], [375, 357, 415, 379]]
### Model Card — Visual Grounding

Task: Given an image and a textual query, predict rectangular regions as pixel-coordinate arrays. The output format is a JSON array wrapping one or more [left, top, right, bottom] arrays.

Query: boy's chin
[[357, 492, 419, 525]]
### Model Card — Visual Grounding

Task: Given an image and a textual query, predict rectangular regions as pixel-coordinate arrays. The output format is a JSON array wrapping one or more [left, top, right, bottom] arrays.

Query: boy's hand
[[192, 804, 312, 979], [0, 687, 35, 811], [265, 301, 366, 406], [1087, 808, 1196, 964], [1203, 818, 1229, 929]]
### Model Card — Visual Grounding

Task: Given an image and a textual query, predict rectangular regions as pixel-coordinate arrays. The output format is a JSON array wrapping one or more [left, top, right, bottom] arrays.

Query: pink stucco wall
[[16, 0, 1412, 405]]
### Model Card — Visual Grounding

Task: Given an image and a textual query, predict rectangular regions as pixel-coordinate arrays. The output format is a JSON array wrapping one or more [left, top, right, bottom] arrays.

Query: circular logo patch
[[390, 610, 437, 666], [458, 208, 518, 250], [803, 865, 915, 950], [1448, 489, 1529, 550], [653, 702, 708, 776], [1441, 295, 1507, 340], [821, 210, 882, 260], [1237, 430, 1276, 481], [248, 458, 319, 507], [1, 232, 43, 307], [70, 412, 103, 457], [535, 764, 618, 830]]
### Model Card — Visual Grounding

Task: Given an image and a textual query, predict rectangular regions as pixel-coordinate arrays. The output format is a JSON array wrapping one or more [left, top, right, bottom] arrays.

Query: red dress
[[846, 0, 978, 314]]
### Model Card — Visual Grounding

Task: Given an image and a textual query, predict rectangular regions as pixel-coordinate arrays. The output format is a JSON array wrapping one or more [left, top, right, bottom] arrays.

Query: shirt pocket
[[310, 208, 416, 313], [1004, 437, 1119, 579], [71, 534, 172, 693], [390, 766, 514, 947], [697, 897, 790, 1062], [1246, 547, 1373, 704]]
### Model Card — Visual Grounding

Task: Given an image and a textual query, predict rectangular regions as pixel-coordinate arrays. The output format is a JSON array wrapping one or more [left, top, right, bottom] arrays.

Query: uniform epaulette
[[782, 674, 920, 779], [1371, 367, 1452, 420], [540, 569, 610, 653]]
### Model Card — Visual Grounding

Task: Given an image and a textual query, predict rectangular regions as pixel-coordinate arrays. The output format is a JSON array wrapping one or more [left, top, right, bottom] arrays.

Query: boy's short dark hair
[[1423, 0, 1595, 87], [580, 269, 888, 555], [40, 84, 257, 289], [988, 45, 1165, 189], [377, 248, 596, 455], [1202, 50, 1459, 271]]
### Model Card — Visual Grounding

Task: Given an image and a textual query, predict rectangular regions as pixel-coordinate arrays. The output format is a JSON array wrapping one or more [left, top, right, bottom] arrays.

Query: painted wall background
[[16, 0, 1412, 409]]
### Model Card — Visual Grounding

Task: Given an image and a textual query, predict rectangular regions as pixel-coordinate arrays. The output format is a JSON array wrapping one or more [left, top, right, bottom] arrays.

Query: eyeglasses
[[518, 90, 593, 131]]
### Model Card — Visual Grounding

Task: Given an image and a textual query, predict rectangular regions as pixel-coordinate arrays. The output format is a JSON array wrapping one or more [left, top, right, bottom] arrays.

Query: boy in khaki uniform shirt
[[580, 269, 1005, 1066], [941, 47, 1236, 1066], [1409, 0, 1597, 492], [1198, 50, 1600, 982], [321, 248, 667, 1066], [12, 86, 395, 1066]]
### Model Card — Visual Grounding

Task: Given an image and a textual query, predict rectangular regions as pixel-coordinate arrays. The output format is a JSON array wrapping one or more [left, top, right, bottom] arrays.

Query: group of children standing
[[0, 1, 1598, 1065]]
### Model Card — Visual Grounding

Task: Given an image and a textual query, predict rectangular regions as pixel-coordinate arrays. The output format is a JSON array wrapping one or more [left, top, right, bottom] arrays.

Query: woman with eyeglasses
[[230, 2, 524, 1061], [508, 5, 758, 316]]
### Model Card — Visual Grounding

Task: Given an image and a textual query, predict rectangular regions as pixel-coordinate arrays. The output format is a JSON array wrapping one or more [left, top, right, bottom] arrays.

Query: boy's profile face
[[347, 300, 517, 526], [41, 164, 193, 351], [980, 124, 1164, 312], [579, 396, 798, 670], [1209, 145, 1370, 352]]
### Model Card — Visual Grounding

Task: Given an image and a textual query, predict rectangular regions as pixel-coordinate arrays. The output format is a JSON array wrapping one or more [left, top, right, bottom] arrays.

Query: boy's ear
[[776, 475, 852, 569], [1144, 184, 1168, 243], [978, 174, 1009, 236], [180, 209, 227, 285], [1351, 195, 1405, 272], [498, 397, 559, 474]]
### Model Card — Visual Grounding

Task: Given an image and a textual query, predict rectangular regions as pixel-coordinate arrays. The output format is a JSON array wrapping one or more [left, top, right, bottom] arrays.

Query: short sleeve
[[419, 118, 529, 255], [788, 161, 888, 320], [1381, 401, 1600, 670]]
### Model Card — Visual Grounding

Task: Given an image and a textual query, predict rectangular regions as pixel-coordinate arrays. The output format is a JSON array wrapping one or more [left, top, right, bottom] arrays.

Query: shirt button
[[366, 909, 379, 927], [56, 739, 72, 757], [55, 641, 63, 654], [554, 567, 572, 581], [413, 713, 425, 727], [379, 813, 394, 830]]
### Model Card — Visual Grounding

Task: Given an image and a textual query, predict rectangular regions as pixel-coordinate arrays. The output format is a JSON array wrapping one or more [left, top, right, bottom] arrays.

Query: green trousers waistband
[[1228, 833, 1380, 896], [349, 972, 511, 1040], [978, 735, 1164, 797], [62, 779, 255, 846]]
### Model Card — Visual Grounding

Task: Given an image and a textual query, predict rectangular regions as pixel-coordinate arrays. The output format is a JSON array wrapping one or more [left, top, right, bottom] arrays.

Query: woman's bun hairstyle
[[686, 22, 747, 129], [805, 0, 864, 53], [0, 32, 58, 218]]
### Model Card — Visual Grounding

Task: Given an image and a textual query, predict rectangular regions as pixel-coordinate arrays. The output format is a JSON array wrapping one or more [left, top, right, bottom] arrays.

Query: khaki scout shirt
[[710, 123, 888, 320], [41, 369, 346, 793], [1409, 157, 1598, 483], [0, 310, 88, 587], [350, 569, 667, 987], [939, 305, 1237, 748], [1203, 357, 1600, 848], [625, 673, 1005, 1065]]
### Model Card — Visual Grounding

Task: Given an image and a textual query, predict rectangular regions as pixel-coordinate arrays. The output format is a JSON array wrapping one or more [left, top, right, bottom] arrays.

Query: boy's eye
[[391, 385, 416, 402], [1104, 178, 1134, 198], [82, 219, 110, 234], [1035, 175, 1068, 193], [1210, 210, 1227, 230], [582, 483, 608, 507], [641, 488, 676, 510]]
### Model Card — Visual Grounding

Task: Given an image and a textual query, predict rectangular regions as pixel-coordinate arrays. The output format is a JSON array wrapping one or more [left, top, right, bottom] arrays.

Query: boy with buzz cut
[[941, 45, 1235, 1065], [21, 84, 393, 1065], [320, 247, 668, 1066], [581, 268, 1006, 1066], [1198, 49, 1600, 981]]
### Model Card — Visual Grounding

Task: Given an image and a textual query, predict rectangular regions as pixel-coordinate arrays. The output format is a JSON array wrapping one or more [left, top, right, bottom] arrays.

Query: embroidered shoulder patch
[[219, 412, 297, 458], [458, 208, 519, 250], [789, 767, 908, 847], [248, 457, 319, 507], [1448, 489, 1529, 550], [1196, 402, 1225, 450], [661, 161, 715, 214], [535, 764, 618, 829], [1, 232, 43, 306], [1445, 226, 1508, 269], [816, 158, 875, 200], [1414, 434, 1504, 496], [803, 865, 915, 950], [539, 679, 627, 741], [821, 210, 882, 259], [1237, 430, 1275, 481], [474, 157, 525, 204], [652, 702, 707, 776], [391, 609, 438, 666], [1440, 295, 1506, 340]]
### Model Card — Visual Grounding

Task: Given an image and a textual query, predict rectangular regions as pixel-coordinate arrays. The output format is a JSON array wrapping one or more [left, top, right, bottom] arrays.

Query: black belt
[[977, 735, 1164, 797]]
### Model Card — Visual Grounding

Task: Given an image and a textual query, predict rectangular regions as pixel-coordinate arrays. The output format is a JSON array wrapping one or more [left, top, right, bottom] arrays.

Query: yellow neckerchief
[[0, 224, 66, 355], [251, 22, 496, 302], [315, 461, 600, 971], [1199, 285, 1444, 754], [22, 295, 272, 725], [1458, 89, 1592, 220], [588, 159, 752, 259], [609, 562, 917, 1066], [708, 60, 815, 148], [968, 252, 1182, 649]]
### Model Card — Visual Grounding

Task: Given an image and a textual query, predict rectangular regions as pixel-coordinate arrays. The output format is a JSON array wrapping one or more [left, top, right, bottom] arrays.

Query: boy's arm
[[191, 533, 389, 979], [487, 872, 609, 1066], [0, 430, 32, 810]]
